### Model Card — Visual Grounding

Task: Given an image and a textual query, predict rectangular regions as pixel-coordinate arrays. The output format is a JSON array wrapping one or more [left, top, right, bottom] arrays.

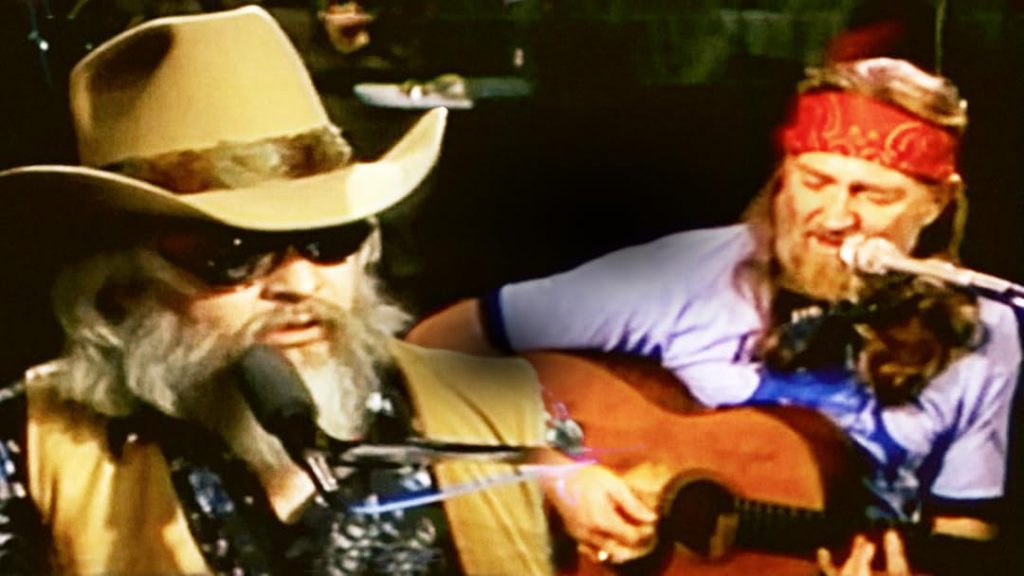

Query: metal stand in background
[[22, 0, 54, 85]]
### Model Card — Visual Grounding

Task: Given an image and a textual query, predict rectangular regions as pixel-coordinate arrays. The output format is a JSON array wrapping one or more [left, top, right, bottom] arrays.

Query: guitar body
[[527, 351, 867, 576]]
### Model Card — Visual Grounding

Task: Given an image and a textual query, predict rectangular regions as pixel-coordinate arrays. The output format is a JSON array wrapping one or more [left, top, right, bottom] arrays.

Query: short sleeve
[[929, 369, 1018, 501], [928, 302, 1021, 503], [493, 226, 755, 361]]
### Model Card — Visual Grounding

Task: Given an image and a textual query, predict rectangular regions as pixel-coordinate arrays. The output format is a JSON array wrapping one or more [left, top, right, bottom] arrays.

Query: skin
[[539, 452, 658, 565], [406, 151, 994, 568], [322, 1, 374, 54], [773, 152, 951, 302], [185, 247, 363, 367], [183, 246, 365, 521], [817, 530, 910, 576]]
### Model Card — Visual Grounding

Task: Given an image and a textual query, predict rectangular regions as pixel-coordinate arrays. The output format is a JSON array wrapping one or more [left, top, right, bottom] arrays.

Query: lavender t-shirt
[[494, 225, 1020, 519]]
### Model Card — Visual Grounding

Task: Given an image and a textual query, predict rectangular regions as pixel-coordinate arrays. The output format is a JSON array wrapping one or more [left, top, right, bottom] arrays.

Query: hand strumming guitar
[[540, 456, 658, 565]]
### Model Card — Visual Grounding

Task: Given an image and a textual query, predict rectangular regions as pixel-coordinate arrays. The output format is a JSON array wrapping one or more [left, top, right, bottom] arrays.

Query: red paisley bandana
[[778, 91, 958, 181]]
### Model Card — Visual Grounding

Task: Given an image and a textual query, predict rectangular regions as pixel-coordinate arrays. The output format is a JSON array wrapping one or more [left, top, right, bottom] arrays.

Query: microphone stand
[[894, 259, 1024, 311], [841, 236, 1024, 310]]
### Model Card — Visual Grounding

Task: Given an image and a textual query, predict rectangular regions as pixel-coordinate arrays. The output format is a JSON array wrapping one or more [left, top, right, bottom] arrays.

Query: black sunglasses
[[157, 220, 374, 289]]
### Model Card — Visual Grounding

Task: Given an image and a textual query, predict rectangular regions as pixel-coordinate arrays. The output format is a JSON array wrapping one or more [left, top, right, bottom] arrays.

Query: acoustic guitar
[[525, 351, 982, 576]]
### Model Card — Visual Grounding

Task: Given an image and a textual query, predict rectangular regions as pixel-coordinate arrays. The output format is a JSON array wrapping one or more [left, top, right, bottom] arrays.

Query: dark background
[[1, 3, 1021, 381], [2, 1, 1021, 318]]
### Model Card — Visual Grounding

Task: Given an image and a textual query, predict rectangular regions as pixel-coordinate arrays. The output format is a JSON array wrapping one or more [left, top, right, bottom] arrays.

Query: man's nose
[[259, 251, 324, 303], [820, 187, 860, 232]]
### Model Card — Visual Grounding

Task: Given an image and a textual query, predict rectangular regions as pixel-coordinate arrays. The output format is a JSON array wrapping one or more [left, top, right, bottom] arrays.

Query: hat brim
[[0, 108, 447, 232]]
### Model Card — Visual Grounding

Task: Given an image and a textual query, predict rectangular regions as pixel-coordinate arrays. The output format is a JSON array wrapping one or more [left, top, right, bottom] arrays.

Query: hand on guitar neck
[[818, 531, 910, 576]]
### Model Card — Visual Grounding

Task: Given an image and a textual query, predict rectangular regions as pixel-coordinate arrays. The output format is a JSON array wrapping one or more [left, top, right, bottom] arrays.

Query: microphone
[[236, 345, 341, 495], [840, 235, 1024, 304], [236, 346, 545, 466]]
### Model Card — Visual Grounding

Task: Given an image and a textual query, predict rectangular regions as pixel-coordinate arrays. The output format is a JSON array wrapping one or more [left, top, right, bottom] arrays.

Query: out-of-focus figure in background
[[321, 1, 374, 54]]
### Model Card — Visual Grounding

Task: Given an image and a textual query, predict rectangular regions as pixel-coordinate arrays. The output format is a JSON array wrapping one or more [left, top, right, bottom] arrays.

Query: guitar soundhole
[[660, 476, 737, 559]]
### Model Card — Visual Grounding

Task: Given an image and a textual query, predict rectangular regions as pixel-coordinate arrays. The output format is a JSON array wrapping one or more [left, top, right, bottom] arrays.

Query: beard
[[59, 272, 409, 472], [770, 180, 862, 302], [773, 233, 860, 302]]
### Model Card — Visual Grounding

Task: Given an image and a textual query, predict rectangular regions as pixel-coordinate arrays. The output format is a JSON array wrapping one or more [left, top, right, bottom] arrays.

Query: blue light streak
[[350, 461, 594, 515]]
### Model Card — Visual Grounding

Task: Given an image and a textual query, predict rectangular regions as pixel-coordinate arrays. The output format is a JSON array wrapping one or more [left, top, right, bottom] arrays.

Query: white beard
[[57, 270, 409, 472], [283, 341, 375, 442]]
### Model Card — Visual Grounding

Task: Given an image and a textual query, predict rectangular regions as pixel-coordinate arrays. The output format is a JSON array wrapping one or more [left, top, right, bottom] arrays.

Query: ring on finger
[[597, 549, 611, 563]]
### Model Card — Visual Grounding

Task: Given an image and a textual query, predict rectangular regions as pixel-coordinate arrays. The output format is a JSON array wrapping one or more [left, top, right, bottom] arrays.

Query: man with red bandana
[[408, 58, 1018, 574]]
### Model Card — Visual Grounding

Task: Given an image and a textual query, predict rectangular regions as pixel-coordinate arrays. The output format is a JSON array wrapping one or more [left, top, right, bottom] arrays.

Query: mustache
[[241, 297, 348, 342], [167, 298, 351, 411]]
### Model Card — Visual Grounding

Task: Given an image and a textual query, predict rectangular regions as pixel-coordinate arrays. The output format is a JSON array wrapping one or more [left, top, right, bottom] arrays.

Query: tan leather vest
[[27, 341, 552, 575]]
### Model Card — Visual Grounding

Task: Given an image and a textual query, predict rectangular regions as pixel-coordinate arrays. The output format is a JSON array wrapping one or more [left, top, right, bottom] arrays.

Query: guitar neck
[[730, 495, 989, 573], [658, 475, 954, 561], [732, 496, 924, 554]]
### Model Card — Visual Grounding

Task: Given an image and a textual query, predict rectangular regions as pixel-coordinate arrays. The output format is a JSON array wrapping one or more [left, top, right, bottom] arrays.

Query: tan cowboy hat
[[0, 6, 447, 232]]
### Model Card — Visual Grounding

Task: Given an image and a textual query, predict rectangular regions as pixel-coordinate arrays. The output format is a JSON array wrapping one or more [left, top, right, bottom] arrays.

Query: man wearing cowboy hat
[[0, 7, 555, 574], [408, 58, 1019, 573]]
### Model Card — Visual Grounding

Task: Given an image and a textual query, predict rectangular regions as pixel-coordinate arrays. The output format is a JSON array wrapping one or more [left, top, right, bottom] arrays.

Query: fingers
[[819, 531, 912, 576], [817, 535, 876, 576], [603, 517, 657, 551], [607, 478, 658, 524], [597, 481, 657, 549], [579, 536, 655, 566], [883, 529, 910, 576], [848, 536, 877, 574], [586, 497, 656, 551], [817, 547, 838, 576], [577, 543, 623, 565], [548, 466, 658, 562]]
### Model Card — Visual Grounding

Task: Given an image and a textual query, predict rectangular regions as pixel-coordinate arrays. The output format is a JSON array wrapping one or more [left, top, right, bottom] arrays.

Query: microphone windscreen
[[840, 235, 899, 275], [236, 344, 316, 438], [839, 234, 866, 269]]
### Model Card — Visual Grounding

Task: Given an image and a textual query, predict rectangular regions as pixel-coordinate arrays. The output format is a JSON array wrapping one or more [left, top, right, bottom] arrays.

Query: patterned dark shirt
[[0, 383, 50, 574]]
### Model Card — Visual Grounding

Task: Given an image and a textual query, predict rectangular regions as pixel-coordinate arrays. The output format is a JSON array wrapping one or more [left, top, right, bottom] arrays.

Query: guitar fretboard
[[732, 496, 932, 557], [734, 497, 847, 554]]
